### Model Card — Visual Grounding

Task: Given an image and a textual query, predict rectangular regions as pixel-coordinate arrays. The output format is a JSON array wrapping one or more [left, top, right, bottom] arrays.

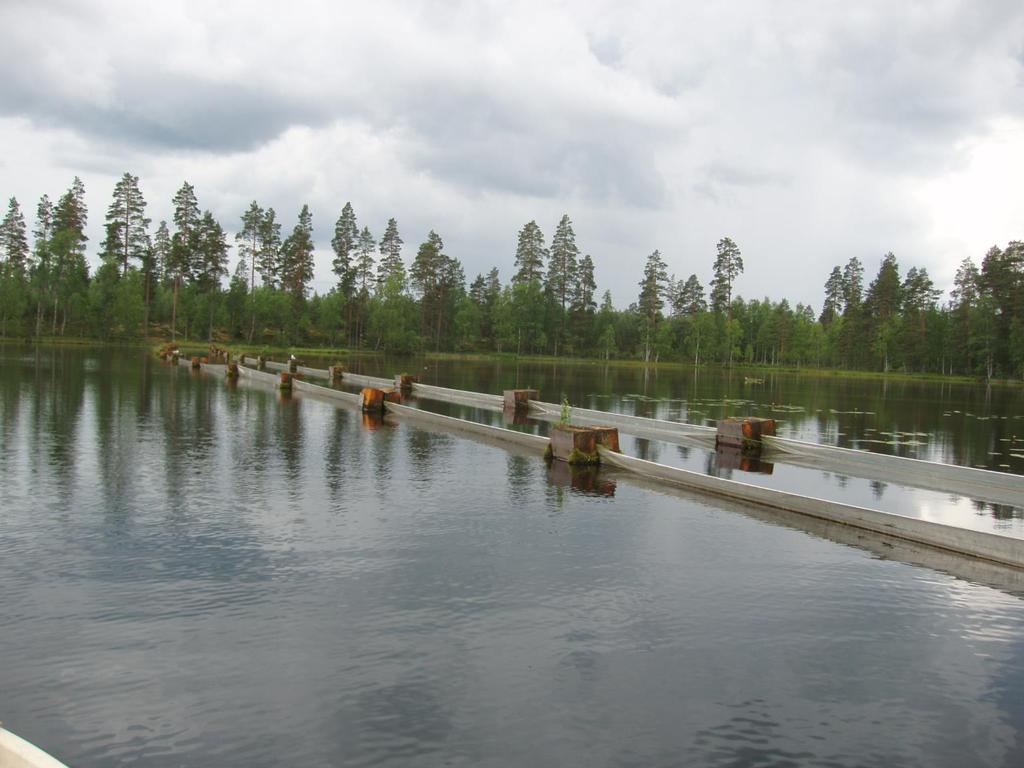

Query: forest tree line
[[1, 173, 1022, 378]]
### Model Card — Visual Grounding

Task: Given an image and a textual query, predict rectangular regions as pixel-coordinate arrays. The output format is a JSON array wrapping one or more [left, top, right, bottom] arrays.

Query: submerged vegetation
[[1, 174, 1023, 381]]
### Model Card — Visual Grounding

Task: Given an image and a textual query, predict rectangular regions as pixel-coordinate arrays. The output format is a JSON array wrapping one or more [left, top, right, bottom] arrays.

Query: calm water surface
[[2, 347, 1024, 767]]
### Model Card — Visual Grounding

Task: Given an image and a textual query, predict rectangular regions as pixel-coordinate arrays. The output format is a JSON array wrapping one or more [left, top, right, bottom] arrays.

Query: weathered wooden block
[[361, 387, 386, 412], [288, 358, 298, 373], [226, 362, 239, 379], [592, 426, 620, 453], [395, 373, 417, 391], [715, 416, 776, 453], [279, 372, 293, 391], [257, 355, 265, 370], [329, 365, 344, 385], [503, 389, 538, 412], [191, 356, 201, 369], [383, 387, 403, 404], [549, 425, 600, 465]]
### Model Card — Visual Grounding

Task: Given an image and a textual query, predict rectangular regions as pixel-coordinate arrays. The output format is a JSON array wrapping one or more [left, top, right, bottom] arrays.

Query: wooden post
[[503, 389, 538, 413], [257, 355, 265, 371], [191, 356, 201, 369], [361, 387, 386, 412], [226, 362, 239, 379], [279, 372, 293, 391], [715, 416, 776, 454], [395, 373, 416, 392], [288, 358, 298, 374], [548, 425, 619, 465], [329, 365, 344, 385]]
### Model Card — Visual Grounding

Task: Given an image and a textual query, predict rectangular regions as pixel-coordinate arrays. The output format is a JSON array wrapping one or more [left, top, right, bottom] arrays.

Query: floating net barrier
[[232, 358, 1024, 507], [226, 368, 1024, 570], [597, 447, 1024, 570]]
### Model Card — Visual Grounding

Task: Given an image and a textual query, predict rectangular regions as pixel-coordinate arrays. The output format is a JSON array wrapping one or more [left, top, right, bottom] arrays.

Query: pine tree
[[513, 220, 547, 285], [100, 172, 150, 277], [710, 237, 743, 317], [546, 214, 579, 355], [377, 217, 404, 289], [546, 215, 578, 309], [355, 226, 376, 294], [638, 249, 669, 361], [1, 197, 29, 277], [236, 201, 264, 340], [410, 230, 464, 349], [50, 177, 89, 335], [196, 211, 230, 340], [331, 202, 358, 295], [280, 204, 315, 302], [820, 266, 844, 325], [153, 221, 172, 283], [0, 197, 30, 337], [841, 257, 864, 311], [170, 182, 201, 340], [674, 274, 706, 316], [256, 207, 282, 288], [31, 195, 54, 335]]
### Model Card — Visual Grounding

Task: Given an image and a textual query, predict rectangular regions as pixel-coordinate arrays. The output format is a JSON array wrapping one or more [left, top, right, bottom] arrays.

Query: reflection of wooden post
[[279, 372, 293, 391], [361, 387, 385, 412], [395, 373, 416, 392], [503, 389, 538, 413], [191, 356, 201, 369], [329, 365, 344, 385]]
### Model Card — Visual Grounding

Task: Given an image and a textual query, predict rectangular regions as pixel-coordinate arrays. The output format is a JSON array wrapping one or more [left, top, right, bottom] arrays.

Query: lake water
[[2, 346, 1024, 767]]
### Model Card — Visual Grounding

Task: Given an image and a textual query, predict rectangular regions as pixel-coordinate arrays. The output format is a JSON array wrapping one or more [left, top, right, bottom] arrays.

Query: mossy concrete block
[[503, 389, 538, 412]]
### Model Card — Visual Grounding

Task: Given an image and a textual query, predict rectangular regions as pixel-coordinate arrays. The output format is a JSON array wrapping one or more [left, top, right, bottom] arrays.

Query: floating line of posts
[[214, 357, 1024, 570], [235, 356, 1024, 508]]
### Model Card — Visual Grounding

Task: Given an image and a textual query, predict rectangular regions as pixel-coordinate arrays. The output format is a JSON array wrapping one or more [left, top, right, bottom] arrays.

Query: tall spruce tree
[[820, 266, 844, 325], [710, 237, 743, 317], [546, 214, 579, 354], [256, 207, 282, 288], [674, 274, 706, 316], [50, 177, 89, 335], [355, 226, 376, 294], [196, 210, 229, 340], [1, 197, 29, 277], [31, 195, 54, 335], [377, 217, 404, 289], [332, 202, 358, 295], [513, 220, 547, 285], [100, 172, 150, 277], [170, 182, 201, 340], [280, 204, 315, 302], [236, 201, 264, 340], [638, 249, 669, 361]]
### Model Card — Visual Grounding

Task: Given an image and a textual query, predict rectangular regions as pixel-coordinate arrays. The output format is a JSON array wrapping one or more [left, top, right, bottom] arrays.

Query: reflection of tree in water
[[323, 408, 353, 502], [405, 427, 454, 483], [506, 454, 534, 507], [972, 499, 1023, 520], [276, 395, 304, 489]]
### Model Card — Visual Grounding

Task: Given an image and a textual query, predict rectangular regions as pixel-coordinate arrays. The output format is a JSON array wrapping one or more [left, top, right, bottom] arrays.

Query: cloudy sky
[[2, 0, 1023, 309]]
